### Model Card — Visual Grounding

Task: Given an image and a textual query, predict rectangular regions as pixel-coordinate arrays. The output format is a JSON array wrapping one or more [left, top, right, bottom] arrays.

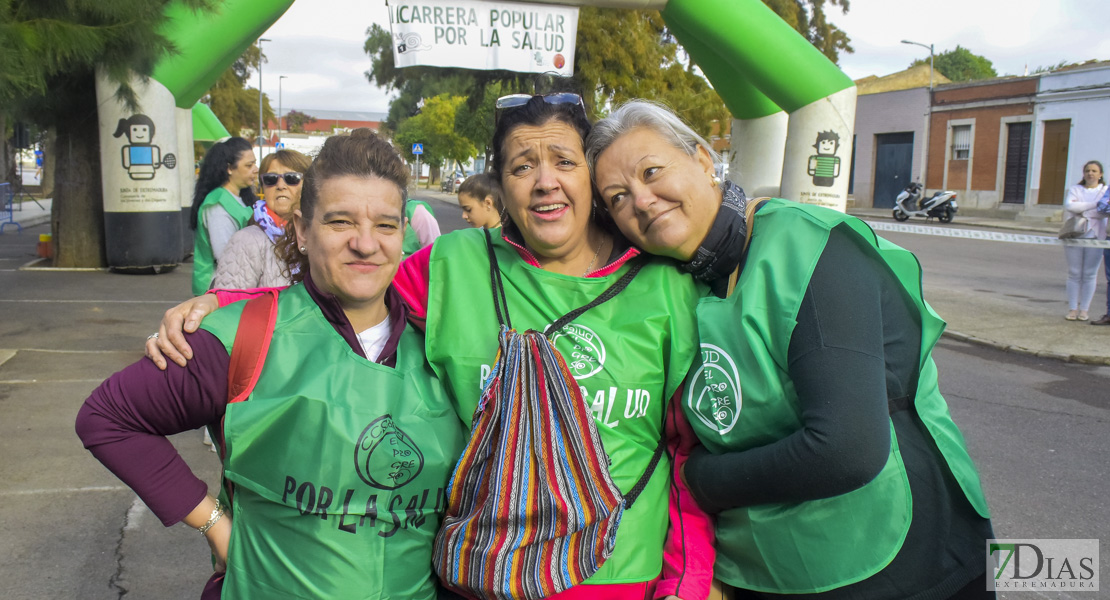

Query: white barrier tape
[[862, 221, 1110, 248]]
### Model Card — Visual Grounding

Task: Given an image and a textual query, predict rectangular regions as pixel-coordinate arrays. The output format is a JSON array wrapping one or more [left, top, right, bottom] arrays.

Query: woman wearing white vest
[[586, 101, 995, 600]]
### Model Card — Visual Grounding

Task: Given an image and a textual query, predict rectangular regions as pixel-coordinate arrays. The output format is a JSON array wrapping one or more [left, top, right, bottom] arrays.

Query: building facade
[[1027, 62, 1110, 213], [925, 77, 1038, 213], [852, 86, 931, 208]]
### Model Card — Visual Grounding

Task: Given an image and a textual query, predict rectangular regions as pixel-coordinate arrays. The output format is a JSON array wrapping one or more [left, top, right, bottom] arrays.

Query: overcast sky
[[259, 0, 1110, 115]]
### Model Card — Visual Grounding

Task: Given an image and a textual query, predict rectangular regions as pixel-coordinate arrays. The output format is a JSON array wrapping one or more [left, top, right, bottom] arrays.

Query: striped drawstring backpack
[[432, 230, 664, 600]]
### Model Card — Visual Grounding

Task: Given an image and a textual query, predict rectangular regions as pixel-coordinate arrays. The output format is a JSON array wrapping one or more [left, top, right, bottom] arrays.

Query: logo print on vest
[[550, 323, 606, 379], [354, 415, 425, 490], [687, 343, 742, 434]]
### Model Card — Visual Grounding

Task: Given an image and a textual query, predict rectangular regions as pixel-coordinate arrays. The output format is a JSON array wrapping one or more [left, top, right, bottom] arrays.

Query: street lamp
[[901, 39, 934, 90], [902, 39, 936, 190], [278, 75, 288, 137], [258, 37, 271, 155]]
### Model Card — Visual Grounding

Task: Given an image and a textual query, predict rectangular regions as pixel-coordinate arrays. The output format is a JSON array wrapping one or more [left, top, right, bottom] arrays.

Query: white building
[[1027, 61, 1110, 215]]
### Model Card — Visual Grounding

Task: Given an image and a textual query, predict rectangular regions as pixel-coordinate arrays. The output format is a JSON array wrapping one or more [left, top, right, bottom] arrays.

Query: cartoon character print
[[112, 114, 176, 181], [806, 130, 841, 187]]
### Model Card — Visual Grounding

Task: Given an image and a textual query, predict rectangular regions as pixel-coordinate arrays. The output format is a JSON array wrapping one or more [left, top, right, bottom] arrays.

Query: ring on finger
[[147, 332, 160, 340]]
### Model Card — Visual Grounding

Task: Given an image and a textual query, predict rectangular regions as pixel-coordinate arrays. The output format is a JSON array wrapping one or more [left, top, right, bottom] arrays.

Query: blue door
[[873, 132, 914, 208]]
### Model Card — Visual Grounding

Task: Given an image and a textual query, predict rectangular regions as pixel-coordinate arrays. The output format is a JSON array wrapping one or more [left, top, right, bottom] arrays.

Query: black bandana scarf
[[679, 180, 748, 292]]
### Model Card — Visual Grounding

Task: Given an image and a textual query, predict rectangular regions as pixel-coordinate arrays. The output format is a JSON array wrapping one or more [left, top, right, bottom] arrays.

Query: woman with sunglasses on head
[[144, 93, 715, 600], [586, 100, 994, 600], [211, 150, 312, 290], [191, 137, 259, 296]]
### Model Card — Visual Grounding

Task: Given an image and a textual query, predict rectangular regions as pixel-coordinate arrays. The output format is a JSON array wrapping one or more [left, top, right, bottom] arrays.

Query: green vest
[[192, 187, 253, 295], [423, 229, 703, 585], [403, 200, 435, 257], [200, 284, 466, 599], [686, 199, 990, 593]]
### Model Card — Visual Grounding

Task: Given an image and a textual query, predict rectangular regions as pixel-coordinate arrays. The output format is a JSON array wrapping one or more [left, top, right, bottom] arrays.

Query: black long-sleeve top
[[684, 223, 992, 600]]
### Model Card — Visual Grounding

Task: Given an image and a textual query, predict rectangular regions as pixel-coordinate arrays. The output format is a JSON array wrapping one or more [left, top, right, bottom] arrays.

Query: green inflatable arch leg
[[665, 18, 788, 198], [662, 0, 856, 210], [96, 0, 295, 270]]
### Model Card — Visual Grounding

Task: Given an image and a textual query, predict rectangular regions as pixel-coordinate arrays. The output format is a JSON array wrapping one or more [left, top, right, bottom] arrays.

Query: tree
[[284, 109, 316, 133], [204, 44, 275, 141], [911, 46, 998, 82], [393, 94, 477, 182], [0, 0, 210, 268], [763, 0, 852, 64]]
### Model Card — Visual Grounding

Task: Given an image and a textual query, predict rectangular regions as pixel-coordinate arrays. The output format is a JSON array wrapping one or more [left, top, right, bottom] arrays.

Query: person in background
[[1092, 186, 1110, 326], [587, 100, 995, 599], [211, 149, 312, 289], [77, 129, 464, 599], [1063, 160, 1108, 321], [190, 137, 258, 296], [403, 197, 441, 256], [456, 173, 503, 229]]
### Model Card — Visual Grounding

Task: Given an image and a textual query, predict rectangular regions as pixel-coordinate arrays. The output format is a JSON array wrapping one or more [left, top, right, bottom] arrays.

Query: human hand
[[145, 294, 219, 369]]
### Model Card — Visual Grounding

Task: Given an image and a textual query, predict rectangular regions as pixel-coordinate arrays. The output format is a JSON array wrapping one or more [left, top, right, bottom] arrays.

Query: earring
[[712, 174, 722, 186], [299, 246, 307, 254]]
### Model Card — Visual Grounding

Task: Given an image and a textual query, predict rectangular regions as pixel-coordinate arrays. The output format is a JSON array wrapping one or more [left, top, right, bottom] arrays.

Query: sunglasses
[[260, 172, 303, 187], [494, 93, 585, 125]]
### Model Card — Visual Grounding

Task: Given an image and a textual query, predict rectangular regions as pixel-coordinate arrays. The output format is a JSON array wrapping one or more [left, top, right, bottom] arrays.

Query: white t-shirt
[[356, 315, 392, 362]]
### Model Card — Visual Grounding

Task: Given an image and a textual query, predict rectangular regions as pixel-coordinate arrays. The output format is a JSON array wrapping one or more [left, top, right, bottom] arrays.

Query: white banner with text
[[388, 0, 579, 76]]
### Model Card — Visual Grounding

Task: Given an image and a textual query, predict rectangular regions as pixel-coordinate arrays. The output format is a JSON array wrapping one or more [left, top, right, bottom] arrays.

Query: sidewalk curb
[[943, 330, 1110, 366]]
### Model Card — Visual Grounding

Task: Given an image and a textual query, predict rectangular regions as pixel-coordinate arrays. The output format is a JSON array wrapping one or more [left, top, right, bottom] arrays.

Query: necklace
[[583, 239, 604, 276]]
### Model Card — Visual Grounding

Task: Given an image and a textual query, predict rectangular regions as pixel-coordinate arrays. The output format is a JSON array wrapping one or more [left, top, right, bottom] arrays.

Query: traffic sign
[[275, 142, 285, 149], [412, 143, 423, 155]]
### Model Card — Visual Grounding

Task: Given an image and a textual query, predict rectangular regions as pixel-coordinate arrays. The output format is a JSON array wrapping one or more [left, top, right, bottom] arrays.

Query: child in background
[[456, 173, 503, 229]]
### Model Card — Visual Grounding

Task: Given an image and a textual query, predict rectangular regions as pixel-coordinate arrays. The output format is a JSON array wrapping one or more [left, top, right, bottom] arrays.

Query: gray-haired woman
[[586, 100, 996, 600]]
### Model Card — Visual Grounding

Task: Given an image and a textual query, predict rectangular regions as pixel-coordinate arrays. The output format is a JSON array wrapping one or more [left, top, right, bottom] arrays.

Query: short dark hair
[[489, 95, 591, 183], [279, 128, 409, 282], [457, 173, 503, 213]]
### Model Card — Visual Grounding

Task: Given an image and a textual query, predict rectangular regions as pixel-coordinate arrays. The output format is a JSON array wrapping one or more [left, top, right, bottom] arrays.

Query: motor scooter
[[892, 182, 958, 223]]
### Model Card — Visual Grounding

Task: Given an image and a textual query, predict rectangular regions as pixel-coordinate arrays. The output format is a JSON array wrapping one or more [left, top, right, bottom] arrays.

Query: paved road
[[1, 210, 1105, 599]]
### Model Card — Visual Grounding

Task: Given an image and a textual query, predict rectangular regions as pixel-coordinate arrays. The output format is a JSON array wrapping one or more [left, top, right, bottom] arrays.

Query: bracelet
[[197, 498, 224, 535]]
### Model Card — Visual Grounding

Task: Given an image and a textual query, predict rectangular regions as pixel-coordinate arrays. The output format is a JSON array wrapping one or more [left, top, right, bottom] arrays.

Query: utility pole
[[902, 39, 936, 188], [258, 38, 271, 156], [278, 75, 287, 139]]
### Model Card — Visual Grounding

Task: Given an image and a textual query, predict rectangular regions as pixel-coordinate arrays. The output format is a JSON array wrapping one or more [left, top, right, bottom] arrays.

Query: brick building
[[925, 77, 1038, 212], [268, 109, 386, 135]]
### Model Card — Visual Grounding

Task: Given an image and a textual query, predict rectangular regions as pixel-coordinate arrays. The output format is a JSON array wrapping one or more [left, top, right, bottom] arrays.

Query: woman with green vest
[[402, 198, 441, 257], [77, 129, 466, 599], [190, 137, 259, 296], [586, 101, 995, 600]]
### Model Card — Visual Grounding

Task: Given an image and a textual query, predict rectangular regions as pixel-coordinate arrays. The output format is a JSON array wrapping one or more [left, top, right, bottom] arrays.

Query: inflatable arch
[[97, 0, 854, 270]]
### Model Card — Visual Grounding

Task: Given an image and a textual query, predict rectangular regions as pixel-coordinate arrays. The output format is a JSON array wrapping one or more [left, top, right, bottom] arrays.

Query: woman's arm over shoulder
[[394, 244, 434, 325], [655, 390, 715, 600], [77, 329, 231, 527]]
